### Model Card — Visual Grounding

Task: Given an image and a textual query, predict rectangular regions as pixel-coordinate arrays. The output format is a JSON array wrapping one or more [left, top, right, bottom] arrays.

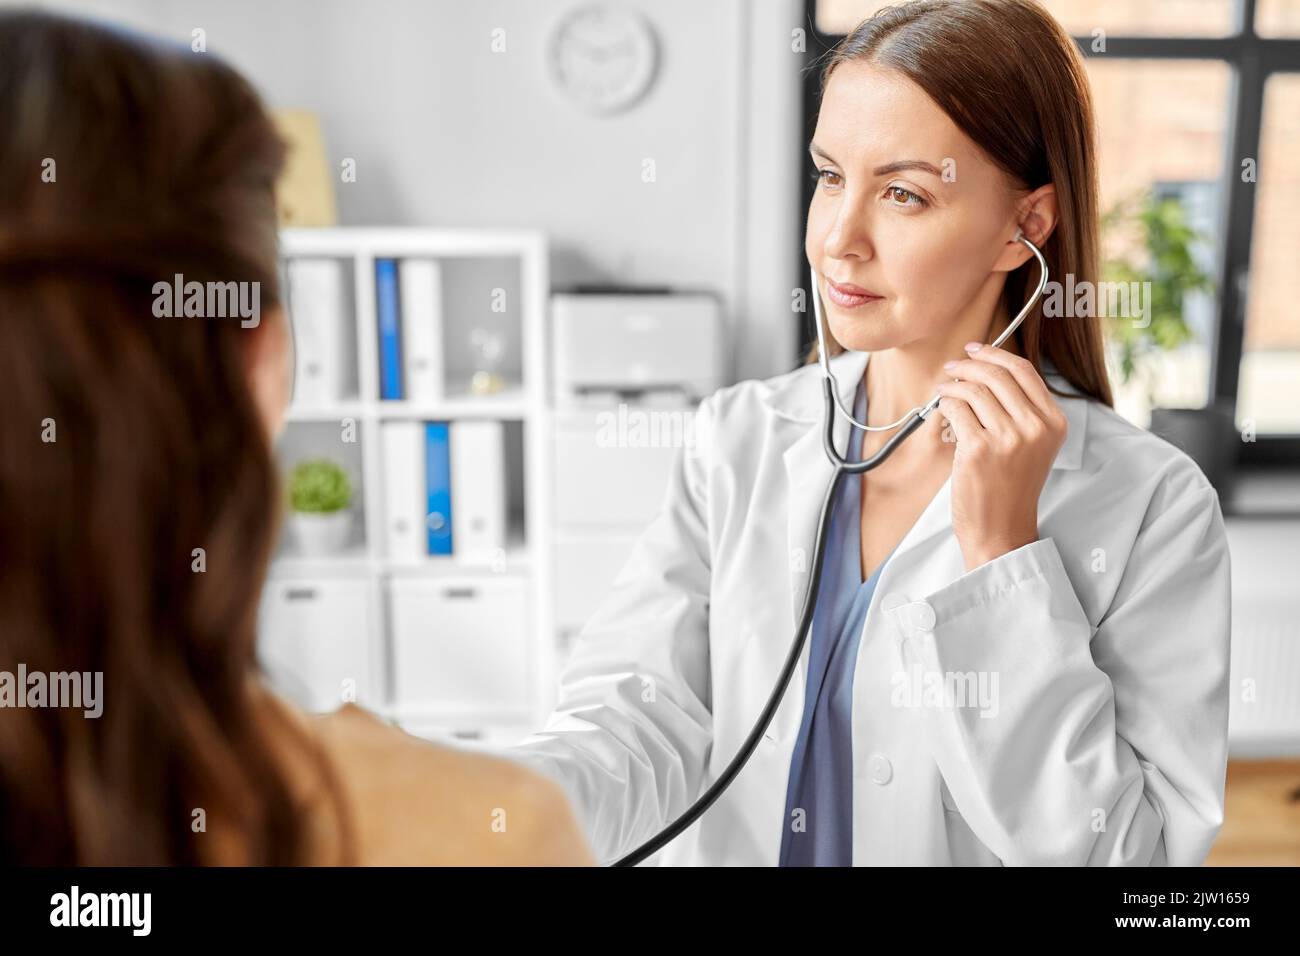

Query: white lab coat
[[507, 347, 1231, 866]]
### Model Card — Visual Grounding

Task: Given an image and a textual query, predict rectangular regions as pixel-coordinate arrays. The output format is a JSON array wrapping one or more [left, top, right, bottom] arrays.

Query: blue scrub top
[[779, 377, 889, 867]]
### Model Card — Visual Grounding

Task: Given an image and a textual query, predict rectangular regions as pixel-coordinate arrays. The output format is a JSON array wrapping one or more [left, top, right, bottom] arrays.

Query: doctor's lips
[[825, 278, 884, 309]]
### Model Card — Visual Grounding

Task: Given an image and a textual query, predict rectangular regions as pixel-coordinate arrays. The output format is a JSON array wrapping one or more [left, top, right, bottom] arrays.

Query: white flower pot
[[289, 510, 353, 556]]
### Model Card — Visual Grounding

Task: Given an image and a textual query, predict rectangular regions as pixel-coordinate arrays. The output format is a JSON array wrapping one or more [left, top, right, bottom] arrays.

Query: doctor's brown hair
[[0, 10, 350, 863], [805, 0, 1114, 407]]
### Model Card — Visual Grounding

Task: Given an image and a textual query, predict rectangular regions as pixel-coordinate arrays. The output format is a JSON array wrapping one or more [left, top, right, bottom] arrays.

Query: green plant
[[1100, 189, 1215, 404], [288, 458, 352, 514]]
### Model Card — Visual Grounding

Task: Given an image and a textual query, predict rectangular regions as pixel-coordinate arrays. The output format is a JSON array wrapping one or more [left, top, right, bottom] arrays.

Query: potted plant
[[1101, 190, 1235, 494], [287, 458, 354, 555]]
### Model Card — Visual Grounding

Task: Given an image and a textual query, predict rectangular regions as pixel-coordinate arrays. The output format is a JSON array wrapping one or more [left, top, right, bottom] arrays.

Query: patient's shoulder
[[276, 698, 593, 866]]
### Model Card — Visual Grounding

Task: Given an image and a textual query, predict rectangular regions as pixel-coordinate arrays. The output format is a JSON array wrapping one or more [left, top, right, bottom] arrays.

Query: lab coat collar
[[774, 346, 1089, 647]]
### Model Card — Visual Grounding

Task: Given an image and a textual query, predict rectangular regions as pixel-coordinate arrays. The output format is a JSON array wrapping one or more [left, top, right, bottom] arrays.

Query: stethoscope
[[612, 230, 1048, 866]]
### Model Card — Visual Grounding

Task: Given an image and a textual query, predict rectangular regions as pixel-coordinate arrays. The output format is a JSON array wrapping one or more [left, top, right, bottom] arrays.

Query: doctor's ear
[[1012, 184, 1058, 249], [996, 184, 1057, 272]]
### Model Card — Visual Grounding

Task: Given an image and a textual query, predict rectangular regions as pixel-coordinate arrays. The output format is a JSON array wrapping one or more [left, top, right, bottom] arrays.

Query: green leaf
[[288, 458, 353, 514]]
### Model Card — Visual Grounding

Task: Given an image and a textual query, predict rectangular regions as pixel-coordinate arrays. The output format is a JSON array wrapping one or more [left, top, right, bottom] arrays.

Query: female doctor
[[507, 0, 1232, 866]]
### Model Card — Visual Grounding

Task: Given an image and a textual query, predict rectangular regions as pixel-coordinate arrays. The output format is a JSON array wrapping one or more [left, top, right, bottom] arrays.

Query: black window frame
[[800, 0, 1300, 467]]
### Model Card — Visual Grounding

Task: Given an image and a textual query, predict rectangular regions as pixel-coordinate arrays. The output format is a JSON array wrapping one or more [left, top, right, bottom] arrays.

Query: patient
[[0, 10, 593, 866]]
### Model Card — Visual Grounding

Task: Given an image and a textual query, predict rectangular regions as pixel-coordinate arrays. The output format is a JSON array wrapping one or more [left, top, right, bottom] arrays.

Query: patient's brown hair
[[0, 9, 347, 863]]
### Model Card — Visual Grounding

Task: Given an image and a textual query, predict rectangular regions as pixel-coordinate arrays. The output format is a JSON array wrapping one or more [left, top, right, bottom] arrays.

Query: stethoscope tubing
[[611, 444, 844, 867]]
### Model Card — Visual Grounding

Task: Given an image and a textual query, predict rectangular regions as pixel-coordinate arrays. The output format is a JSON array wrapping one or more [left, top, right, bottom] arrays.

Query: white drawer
[[388, 576, 530, 713], [258, 578, 377, 712]]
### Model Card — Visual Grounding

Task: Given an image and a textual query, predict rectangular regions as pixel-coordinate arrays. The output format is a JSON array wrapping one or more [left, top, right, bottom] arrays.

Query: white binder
[[398, 258, 445, 403], [285, 258, 349, 405], [449, 420, 506, 562], [380, 421, 426, 562]]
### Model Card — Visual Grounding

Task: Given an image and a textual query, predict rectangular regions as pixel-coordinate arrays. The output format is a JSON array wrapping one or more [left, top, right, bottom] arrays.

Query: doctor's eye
[[812, 168, 843, 190], [884, 185, 928, 209]]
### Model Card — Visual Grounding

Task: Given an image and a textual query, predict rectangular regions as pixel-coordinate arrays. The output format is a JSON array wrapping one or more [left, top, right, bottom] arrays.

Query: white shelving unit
[[259, 227, 555, 748]]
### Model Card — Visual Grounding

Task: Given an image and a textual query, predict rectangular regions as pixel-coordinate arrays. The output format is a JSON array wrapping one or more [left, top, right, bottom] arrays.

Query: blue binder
[[424, 422, 453, 555], [375, 258, 403, 400]]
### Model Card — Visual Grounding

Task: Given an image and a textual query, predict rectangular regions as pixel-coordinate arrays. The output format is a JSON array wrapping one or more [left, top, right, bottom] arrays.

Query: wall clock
[[549, 4, 659, 115]]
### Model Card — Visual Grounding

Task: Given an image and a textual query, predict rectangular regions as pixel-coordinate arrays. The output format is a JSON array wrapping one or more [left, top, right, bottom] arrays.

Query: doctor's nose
[[821, 204, 876, 264]]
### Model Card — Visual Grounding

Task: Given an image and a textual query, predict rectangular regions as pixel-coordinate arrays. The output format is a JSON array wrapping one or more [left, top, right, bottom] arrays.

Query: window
[[1086, 60, 1229, 423], [816, 0, 1238, 36], [1256, 0, 1300, 36], [1238, 73, 1300, 433], [1035, 0, 1237, 37]]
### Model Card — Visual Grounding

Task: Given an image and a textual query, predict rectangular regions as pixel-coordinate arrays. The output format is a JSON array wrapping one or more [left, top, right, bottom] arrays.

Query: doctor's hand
[[935, 343, 1068, 573]]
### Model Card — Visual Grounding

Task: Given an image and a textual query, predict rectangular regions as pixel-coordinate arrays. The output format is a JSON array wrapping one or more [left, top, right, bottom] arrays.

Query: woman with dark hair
[[0, 9, 592, 866], [507, 0, 1231, 866]]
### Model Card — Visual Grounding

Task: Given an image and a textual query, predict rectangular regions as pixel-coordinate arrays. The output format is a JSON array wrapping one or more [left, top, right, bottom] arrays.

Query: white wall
[[34, 0, 805, 383]]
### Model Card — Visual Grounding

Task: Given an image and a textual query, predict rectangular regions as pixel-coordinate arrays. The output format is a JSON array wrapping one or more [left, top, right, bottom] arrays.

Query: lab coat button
[[868, 754, 893, 785], [911, 602, 936, 632]]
